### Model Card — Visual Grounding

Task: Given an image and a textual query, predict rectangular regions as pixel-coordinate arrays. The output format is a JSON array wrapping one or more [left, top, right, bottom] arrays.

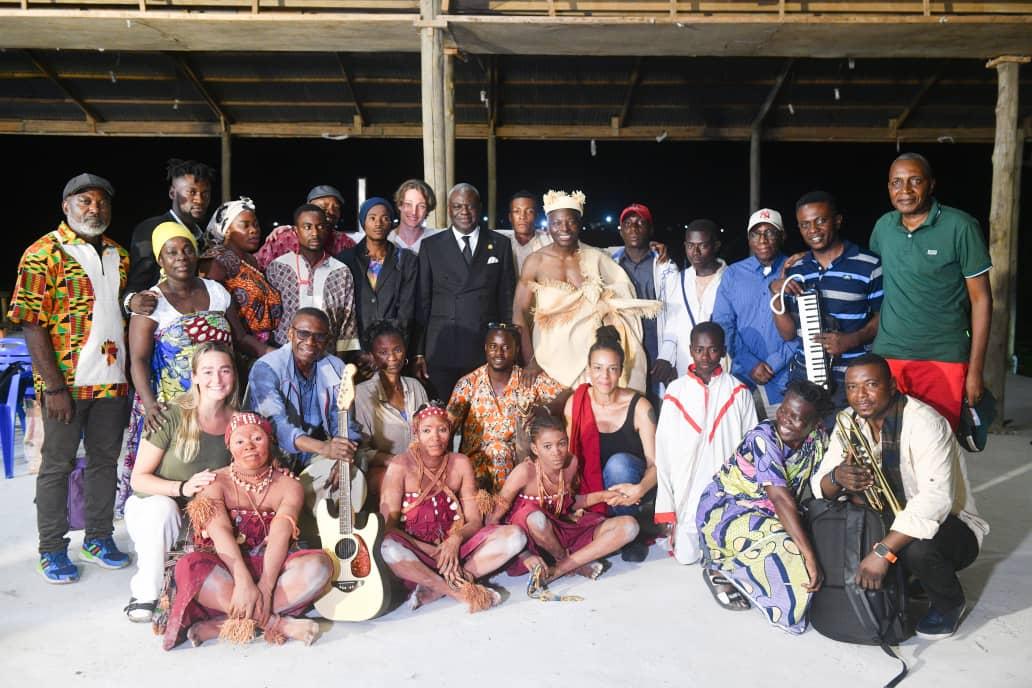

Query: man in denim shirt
[[712, 209, 798, 419], [247, 307, 357, 473]]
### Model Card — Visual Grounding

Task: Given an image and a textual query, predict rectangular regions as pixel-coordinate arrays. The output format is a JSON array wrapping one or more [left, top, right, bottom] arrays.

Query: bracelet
[[178, 480, 187, 498], [829, 465, 842, 489], [44, 386, 69, 396]]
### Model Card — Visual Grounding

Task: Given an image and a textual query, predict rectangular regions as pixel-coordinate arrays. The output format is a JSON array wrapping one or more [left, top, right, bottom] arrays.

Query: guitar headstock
[[337, 363, 357, 412]]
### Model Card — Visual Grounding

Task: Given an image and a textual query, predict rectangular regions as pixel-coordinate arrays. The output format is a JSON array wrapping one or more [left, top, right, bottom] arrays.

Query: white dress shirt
[[452, 226, 480, 257]]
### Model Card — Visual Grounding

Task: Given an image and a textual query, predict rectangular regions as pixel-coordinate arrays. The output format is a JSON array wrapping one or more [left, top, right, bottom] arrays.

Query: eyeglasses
[[487, 322, 520, 332], [748, 228, 781, 241], [291, 328, 330, 344]]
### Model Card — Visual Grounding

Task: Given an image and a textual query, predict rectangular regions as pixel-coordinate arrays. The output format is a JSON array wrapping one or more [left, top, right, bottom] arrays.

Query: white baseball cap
[[747, 208, 784, 234]]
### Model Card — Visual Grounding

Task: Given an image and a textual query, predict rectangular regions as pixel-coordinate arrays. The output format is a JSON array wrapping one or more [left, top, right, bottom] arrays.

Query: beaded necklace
[[535, 461, 568, 516], [229, 464, 274, 496]]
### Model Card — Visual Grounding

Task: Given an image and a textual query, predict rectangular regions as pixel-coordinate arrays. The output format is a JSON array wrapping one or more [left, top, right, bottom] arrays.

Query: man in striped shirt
[[769, 190, 883, 416]]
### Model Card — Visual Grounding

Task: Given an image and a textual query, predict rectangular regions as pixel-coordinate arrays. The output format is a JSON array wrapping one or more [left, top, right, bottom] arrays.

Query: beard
[[67, 215, 109, 237]]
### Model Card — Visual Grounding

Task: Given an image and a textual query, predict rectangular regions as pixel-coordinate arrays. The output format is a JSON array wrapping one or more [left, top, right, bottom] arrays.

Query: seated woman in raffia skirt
[[160, 412, 332, 649], [379, 401, 527, 613], [488, 407, 639, 593]]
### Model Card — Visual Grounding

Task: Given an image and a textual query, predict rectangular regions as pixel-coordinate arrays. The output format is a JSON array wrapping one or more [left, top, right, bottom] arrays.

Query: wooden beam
[[1006, 137, 1023, 363], [334, 52, 367, 127], [0, 119, 1016, 143], [750, 58, 793, 212], [985, 59, 1021, 428], [420, 0, 448, 228], [171, 54, 230, 124], [985, 55, 1031, 69], [444, 50, 456, 193], [750, 58, 794, 130], [487, 55, 499, 228], [221, 120, 232, 203], [889, 70, 940, 134], [616, 56, 642, 129], [24, 50, 102, 127]]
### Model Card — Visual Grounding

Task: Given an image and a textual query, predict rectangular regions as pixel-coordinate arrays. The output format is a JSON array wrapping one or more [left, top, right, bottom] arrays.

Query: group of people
[[9, 151, 990, 648]]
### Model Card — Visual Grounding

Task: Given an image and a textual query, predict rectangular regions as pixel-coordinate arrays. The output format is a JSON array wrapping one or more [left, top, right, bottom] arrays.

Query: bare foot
[[409, 584, 446, 611], [278, 617, 320, 646], [186, 619, 222, 647], [575, 561, 605, 580]]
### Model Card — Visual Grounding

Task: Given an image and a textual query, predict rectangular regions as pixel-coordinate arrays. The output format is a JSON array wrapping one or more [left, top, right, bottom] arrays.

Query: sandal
[[702, 570, 750, 611], [124, 597, 156, 623], [526, 564, 584, 603]]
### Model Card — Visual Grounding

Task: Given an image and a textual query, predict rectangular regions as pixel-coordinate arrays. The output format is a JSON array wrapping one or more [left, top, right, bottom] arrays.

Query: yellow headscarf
[[151, 221, 198, 261]]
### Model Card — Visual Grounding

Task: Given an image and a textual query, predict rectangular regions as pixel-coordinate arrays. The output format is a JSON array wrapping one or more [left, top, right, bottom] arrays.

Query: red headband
[[224, 411, 273, 446], [620, 203, 653, 226]]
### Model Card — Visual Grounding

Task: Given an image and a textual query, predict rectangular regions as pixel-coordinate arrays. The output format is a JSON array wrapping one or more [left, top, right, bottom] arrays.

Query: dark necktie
[[462, 235, 473, 265]]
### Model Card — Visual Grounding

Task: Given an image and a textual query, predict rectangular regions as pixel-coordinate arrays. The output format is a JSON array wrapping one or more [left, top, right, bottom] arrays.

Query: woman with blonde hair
[[123, 342, 239, 623]]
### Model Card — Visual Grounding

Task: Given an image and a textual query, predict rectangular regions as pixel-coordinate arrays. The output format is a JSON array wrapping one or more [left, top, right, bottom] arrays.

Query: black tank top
[[598, 393, 645, 467]]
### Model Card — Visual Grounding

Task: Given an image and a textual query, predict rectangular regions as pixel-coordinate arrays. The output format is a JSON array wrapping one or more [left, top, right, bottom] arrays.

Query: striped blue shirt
[[785, 240, 883, 381]]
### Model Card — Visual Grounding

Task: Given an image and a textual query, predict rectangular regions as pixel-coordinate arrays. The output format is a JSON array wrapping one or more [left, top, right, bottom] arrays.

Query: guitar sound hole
[[335, 537, 358, 560]]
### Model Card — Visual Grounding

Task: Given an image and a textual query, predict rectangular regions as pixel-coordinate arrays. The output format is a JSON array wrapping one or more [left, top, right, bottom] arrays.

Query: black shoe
[[621, 540, 649, 562]]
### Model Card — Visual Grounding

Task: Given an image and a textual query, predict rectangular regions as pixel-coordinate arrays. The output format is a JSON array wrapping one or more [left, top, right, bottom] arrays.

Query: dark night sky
[[3, 134, 1029, 350]]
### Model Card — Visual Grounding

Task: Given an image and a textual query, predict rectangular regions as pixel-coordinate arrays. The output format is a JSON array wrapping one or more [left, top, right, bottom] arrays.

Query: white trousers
[[124, 494, 181, 602]]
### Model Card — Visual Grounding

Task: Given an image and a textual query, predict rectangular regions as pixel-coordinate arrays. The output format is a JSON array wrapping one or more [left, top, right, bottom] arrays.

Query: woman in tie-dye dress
[[696, 379, 831, 634], [115, 223, 263, 514]]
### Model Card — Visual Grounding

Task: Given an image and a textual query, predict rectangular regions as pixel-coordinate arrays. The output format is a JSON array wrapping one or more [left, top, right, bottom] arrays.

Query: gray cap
[[306, 184, 345, 205], [63, 173, 115, 200]]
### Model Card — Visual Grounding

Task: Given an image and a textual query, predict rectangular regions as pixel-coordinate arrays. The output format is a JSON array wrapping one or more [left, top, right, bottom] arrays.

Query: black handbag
[[806, 497, 910, 687]]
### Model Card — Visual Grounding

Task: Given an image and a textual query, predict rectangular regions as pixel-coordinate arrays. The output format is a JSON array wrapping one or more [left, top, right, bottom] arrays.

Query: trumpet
[[834, 411, 903, 515]]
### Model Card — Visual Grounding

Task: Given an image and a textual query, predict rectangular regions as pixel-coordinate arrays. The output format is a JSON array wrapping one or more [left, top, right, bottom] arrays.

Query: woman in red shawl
[[563, 325, 658, 561], [488, 407, 639, 587], [160, 412, 331, 649], [379, 401, 526, 613]]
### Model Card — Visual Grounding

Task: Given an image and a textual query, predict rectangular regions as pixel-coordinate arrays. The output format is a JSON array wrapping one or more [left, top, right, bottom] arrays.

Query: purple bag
[[67, 456, 87, 531]]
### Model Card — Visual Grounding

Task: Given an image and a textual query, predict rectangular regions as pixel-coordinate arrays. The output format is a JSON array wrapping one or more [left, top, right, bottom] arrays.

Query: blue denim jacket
[[246, 345, 357, 466]]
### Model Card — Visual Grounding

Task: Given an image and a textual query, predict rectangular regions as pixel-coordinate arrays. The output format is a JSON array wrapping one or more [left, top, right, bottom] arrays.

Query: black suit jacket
[[337, 239, 418, 348], [416, 228, 516, 369]]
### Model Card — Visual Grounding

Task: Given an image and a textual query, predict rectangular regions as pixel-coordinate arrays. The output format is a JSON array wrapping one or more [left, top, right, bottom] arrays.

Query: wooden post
[[444, 51, 456, 196], [220, 118, 231, 203], [749, 128, 761, 213], [420, 0, 447, 228], [487, 130, 497, 230], [1006, 136, 1023, 363], [486, 56, 498, 230], [985, 59, 1022, 425], [749, 60, 793, 213]]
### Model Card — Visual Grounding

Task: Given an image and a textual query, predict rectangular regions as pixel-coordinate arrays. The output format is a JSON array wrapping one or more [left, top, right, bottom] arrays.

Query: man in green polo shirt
[[870, 153, 992, 429]]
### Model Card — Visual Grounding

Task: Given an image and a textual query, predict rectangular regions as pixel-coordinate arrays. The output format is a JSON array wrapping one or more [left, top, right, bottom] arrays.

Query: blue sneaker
[[38, 551, 80, 584], [916, 603, 966, 639], [81, 537, 131, 570]]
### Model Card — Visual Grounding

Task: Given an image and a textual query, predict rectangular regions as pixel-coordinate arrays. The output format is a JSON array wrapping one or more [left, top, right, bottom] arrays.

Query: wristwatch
[[872, 542, 898, 564]]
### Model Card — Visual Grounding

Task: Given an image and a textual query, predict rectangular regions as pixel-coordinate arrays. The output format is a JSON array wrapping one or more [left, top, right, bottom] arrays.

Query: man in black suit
[[415, 183, 517, 400], [124, 158, 216, 298]]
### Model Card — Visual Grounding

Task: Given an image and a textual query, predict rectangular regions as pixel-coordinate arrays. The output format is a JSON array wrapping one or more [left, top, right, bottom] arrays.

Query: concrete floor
[[2, 376, 1030, 687]]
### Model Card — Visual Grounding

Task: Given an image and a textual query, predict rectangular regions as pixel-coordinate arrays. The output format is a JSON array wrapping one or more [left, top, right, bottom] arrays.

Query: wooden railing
[[0, 1, 419, 12], [2, 0, 1028, 13], [449, 0, 1032, 15]]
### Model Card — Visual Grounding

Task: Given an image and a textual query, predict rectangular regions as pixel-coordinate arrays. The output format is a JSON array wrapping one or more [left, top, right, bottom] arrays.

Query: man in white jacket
[[654, 322, 756, 564], [656, 218, 728, 378]]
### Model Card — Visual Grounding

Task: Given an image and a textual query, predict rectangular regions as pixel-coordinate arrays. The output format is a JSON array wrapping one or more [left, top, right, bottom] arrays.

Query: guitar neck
[[338, 410, 353, 536]]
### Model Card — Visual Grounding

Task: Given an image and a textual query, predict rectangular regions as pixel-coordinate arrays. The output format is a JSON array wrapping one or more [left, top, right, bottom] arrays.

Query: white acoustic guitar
[[313, 364, 393, 621]]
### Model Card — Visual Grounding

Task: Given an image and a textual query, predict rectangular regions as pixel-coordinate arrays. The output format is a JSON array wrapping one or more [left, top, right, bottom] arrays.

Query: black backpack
[[806, 497, 910, 687]]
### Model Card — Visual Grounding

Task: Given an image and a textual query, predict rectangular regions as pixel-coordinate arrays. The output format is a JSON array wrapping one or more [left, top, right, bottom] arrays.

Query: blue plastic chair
[[0, 338, 32, 433], [0, 361, 24, 479]]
